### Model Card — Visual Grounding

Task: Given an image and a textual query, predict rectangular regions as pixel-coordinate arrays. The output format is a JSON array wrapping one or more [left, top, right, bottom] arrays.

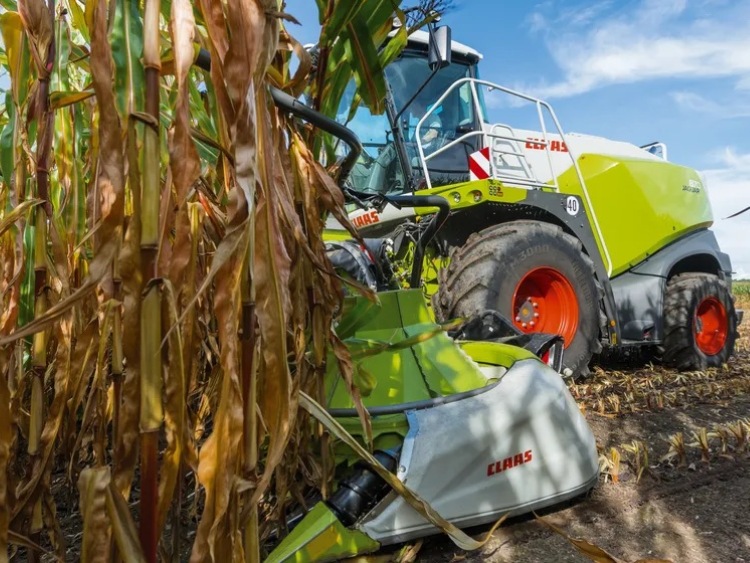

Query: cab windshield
[[336, 53, 481, 194], [388, 53, 480, 188]]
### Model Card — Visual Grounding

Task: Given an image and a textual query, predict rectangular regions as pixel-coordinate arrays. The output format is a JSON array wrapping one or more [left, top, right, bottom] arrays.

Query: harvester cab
[[326, 23, 740, 378]]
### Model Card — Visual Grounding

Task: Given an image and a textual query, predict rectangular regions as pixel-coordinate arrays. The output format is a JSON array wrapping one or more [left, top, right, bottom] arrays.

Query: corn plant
[[621, 440, 649, 483], [598, 447, 621, 484], [0, 0, 435, 561], [728, 420, 749, 453], [661, 432, 687, 467]]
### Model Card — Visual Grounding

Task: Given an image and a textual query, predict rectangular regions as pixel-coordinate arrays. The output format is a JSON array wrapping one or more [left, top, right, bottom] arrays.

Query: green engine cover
[[555, 154, 713, 276]]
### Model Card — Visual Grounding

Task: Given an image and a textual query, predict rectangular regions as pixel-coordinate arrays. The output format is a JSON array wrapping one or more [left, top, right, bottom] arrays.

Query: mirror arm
[[392, 65, 440, 124], [393, 22, 450, 131]]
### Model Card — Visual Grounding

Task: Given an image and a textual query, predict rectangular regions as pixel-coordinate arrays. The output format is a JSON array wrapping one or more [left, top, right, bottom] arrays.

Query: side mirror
[[428, 25, 452, 71]]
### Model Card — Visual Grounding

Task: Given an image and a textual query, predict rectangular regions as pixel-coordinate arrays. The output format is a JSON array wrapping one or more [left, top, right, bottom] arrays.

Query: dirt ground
[[407, 300, 750, 563]]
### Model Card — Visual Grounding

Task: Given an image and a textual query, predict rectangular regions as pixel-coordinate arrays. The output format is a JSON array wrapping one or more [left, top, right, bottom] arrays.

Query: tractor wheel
[[437, 221, 603, 378], [662, 273, 737, 370]]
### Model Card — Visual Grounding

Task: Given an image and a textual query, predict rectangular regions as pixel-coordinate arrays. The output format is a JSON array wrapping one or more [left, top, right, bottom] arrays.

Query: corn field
[[0, 0, 422, 561], [734, 280, 750, 299]]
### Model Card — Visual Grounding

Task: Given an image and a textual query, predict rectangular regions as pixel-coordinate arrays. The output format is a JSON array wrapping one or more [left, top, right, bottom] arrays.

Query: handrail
[[414, 77, 613, 276], [422, 130, 550, 189]]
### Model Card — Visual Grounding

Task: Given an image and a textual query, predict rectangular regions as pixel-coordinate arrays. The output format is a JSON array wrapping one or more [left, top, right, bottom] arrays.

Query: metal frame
[[640, 141, 669, 161], [414, 77, 613, 275]]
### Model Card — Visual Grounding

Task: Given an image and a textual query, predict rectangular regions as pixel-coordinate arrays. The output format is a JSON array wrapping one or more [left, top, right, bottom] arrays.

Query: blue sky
[[287, 0, 750, 277]]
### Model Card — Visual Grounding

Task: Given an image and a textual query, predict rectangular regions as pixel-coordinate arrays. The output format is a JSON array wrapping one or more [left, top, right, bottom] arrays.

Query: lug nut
[[515, 316, 521, 322], [532, 302, 539, 308], [534, 312, 539, 318], [522, 322, 528, 328]]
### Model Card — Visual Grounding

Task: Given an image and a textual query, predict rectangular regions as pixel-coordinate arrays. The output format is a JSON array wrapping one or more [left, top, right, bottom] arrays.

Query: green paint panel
[[415, 179, 531, 209], [327, 290, 490, 412], [458, 340, 536, 365], [326, 290, 498, 459], [323, 228, 352, 241], [557, 155, 713, 276], [265, 503, 379, 563]]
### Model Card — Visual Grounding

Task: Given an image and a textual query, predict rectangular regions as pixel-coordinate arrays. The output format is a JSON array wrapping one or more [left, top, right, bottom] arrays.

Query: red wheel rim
[[694, 297, 728, 355], [512, 267, 579, 347]]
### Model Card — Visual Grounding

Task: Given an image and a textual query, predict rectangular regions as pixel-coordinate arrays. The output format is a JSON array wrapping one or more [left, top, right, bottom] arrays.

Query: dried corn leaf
[[158, 280, 189, 535], [168, 0, 201, 297], [6, 530, 50, 558], [105, 480, 146, 563], [11, 310, 80, 520], [0, 199, 41, 237], [396, 539, 423, 563], [78, 467, 113, 563], [190, 231, 249, 562], [17, 0, 54, 79]]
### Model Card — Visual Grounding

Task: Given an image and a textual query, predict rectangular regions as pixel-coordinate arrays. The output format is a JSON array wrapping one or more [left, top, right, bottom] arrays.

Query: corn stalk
[[17, 0, 55, 559], [138, 0, 163, 560]]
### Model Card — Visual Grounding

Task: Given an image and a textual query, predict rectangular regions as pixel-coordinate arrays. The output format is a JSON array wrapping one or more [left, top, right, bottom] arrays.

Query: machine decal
[[682, 179, 702, 194], [468, 147, 492, 181], [526, 137, 568, 152], [488, 184, 504, 197], [351, 209, 381, 228], [565, 196, 580, 216], [486, 449, 533, 476]]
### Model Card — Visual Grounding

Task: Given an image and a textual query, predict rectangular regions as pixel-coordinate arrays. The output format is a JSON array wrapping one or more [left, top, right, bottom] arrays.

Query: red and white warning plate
[[468, 147, 491, 181]]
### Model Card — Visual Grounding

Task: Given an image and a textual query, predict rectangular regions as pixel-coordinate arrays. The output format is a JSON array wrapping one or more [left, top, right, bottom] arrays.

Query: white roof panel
[[406, 29, 483, 60]]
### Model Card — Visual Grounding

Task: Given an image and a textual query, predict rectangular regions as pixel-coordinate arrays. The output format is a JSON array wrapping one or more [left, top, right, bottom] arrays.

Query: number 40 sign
[[565, 196, 580, 216]]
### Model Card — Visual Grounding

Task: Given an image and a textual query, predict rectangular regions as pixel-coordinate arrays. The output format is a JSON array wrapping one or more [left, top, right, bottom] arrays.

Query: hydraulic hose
[[268, 88, 363, 183], [387, 194, 450, 288], [192, 48, 363, 185]]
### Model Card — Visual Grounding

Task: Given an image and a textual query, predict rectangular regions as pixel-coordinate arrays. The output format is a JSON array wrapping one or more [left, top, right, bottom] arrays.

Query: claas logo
[[525, 138, 568, 152], [487, 450, 533, 476], [351, 210, 380, 229]]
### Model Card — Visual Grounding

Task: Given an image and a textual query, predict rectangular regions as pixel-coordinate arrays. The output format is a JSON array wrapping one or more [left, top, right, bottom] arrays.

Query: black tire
[[662, 273, 737, 370], [437, 221, 604, 377]]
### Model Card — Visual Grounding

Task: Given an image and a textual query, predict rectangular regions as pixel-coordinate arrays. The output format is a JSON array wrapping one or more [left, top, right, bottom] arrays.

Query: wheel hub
[[512, 267, 579, 347], [694, 296, 728, 356], [515, 298, 539, 327]]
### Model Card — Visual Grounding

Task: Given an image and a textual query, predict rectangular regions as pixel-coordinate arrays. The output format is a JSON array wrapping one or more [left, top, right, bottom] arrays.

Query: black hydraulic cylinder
[[326, 450, 400, 526]]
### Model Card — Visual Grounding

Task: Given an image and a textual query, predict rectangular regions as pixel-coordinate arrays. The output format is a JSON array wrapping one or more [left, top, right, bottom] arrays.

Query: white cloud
[[671, 91, 750, 119], [528, 1, 615, 33], [520, 0, 750, 99], [484, 88, 527, 110], [702, 148, 750, 279]]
